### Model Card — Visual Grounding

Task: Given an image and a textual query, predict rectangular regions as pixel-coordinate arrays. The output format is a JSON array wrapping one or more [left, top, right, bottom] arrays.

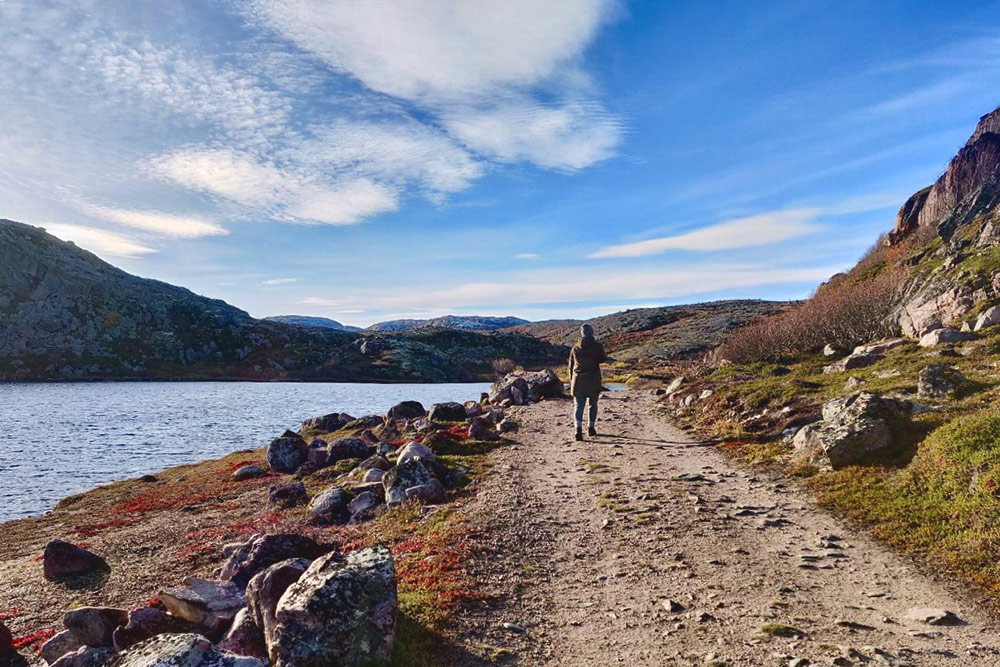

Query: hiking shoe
[[575, 430, 583, 442], [588, 426, 598, 437]]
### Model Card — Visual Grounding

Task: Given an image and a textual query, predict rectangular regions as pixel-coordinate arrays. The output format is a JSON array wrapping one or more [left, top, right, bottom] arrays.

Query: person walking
[[568, 323, 607, 441]]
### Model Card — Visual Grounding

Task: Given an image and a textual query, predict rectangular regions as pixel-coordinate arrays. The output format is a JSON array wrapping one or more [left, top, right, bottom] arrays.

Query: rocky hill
[[263, 315, 362, 332], [367, 315, 529, 333], [0, 220, 565, 382], [506, 300, 790, 364]]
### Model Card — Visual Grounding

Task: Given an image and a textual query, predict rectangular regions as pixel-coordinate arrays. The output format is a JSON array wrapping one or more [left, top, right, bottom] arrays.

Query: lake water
[[0, 381, 489, 523]]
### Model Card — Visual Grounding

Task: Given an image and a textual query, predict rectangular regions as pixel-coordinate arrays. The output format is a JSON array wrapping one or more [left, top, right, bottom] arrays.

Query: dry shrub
[[717, 268, 906, 364], [491, 357, 515, 378]]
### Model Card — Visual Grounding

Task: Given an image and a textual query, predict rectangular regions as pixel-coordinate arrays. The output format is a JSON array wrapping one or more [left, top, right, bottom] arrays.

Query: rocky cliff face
[[890, 107, 1000, 244], [0, 220, 564, 381], [367, 315, 530, 333]]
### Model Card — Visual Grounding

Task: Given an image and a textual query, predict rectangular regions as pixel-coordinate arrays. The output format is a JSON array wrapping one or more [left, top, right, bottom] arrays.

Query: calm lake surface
[[0, 381, 489, 523]]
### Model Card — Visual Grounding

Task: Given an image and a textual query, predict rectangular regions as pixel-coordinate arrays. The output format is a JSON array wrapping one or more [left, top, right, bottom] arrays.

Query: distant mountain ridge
[[506, 300, 792, 364], [0, 219, 564, 381], [367, 315, 530, 332], [264, 315, 362, 332]]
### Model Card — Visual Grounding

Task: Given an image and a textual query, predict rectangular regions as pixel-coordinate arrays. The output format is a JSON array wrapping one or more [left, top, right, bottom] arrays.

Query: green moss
[[760, 623, 804, 638]]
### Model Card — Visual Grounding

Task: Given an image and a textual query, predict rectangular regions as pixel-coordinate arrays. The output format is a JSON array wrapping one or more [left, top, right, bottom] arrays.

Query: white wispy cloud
[[43, 223, 155, 258], [262, 277, 299, 285], [514, 253, 540, 259], [84, 205, 228, 239], [302, 297, 344, 307], [589, 209, 823, 259]]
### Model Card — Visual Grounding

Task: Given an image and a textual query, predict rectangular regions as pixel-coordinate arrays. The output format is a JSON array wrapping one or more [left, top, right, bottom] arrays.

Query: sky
[[2, 0, 1000, 326]]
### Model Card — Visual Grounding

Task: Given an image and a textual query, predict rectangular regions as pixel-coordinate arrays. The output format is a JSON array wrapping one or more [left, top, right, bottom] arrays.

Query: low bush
[[717, 268, 905, 363]]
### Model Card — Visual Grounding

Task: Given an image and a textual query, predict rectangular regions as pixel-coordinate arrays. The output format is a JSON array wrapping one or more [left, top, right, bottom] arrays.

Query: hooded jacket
[[568, 335, 607, 398]]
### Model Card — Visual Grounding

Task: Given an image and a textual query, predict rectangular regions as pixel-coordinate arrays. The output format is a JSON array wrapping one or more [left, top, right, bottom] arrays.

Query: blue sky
[[2, 0, 1000, 326]]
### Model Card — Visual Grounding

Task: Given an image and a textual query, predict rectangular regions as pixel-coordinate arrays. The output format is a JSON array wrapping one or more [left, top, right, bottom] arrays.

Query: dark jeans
[[574, 394, 599, 427]]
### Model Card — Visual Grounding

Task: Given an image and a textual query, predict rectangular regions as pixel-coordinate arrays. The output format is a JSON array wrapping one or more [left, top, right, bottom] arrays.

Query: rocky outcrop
[[247, 559, 311, 656], [793, 393, 908, 469], [270, 547, 397, 667], [63, 607, 129, 647], [918, 328, 976, 347], [890, 108, 1000, 244]]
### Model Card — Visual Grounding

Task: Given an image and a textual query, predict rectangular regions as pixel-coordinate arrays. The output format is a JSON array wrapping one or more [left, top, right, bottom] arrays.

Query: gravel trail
[[457, 390, 1000, 666]]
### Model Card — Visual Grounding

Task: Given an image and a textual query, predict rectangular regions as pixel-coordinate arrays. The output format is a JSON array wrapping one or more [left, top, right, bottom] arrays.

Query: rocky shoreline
[[0, 369, 564, 667]]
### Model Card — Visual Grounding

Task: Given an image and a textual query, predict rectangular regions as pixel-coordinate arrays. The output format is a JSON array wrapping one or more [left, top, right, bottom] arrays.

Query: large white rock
[[974, 305, 1000, 331], [918, 328, 977, 347]]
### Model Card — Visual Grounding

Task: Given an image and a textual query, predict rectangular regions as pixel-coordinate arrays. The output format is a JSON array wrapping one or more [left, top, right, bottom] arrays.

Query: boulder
[[396, 441, 436, 464], [220, 534, 326, 589], [373, 420, 400, 443], [158, 578, 246, 634], [348, 492, 378, 522], [43, 540, 109, 580], [464, 401, 484, 418], [231, 465, 267, 482], [383, 459, 433, 506], [110, 633, 264, 667], [919, 328, 977, 347], [113, 608, 200, 652], [822, 344, 838, 357], [427, 402, 467, 422], [906, 608, 963, 626], [853, 339, 909, 356], [918, 364, 969, 399], [306, 441, 329, 468], [385, 401, 426, 421], [974, 305, 1000, 331], [265, 432, 308, 474], [246, 558, 311, 653], [51, 646, 114, 667], [307, 487, 352, 525], [823, 353, 884, 374], [342, 415, 384, 430], [361, 469, 385, 484], [64, 607, 129, 647], [267, 482, 308, 510], [357, 455, 391, 472], [468, 415, 499, 441], [0, 621, 11, 657], [300, 413, 344, 433], [487, 377, 530, 406], [498, 418, 516, 433], [326, 438, 373, 465], [269, 547, 397, 667], [404, 479, 447, 504], [792, 393, 907, 469], [42, 629, 84, 664], [665, 376, 685, 395], [216, 609, 267, 660]]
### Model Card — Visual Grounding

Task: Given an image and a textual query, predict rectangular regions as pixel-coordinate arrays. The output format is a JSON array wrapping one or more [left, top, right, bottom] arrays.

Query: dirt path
[[456, 390, 1000, 666]]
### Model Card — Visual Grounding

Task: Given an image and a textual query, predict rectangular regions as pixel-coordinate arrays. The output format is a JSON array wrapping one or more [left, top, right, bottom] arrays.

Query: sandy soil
[[455, 390, 1000, 666]]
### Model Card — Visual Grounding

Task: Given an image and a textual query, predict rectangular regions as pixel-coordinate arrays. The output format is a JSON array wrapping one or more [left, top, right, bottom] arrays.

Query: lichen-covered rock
[[348, 491, 378, 522], [919, 328, 977, 347], [975, 305, 1000, 331], [158, 578, 246, 634], [216, 609, 267, 660], [266, 432, 308, 473], [44, 540, 109, 580], [427, 402, 467, 422], [306, 440, 329, 468], [822, 353, 884, 374], [64, 607, 129, 647], [357, 455, 391, 472], [270, 547, 397, 667], [267, 482, 308, 509], [404, 479, 446, 504], [793, 392, 907, 469], [326, 438, 373, 465], [110, 633, 264, 667], [468, 415, 499, 441], [112, 608, 200, 652], [383, 459, 433, 506], [385, 401, 426, 421], [465, 401, 484, 418], [51, 645, 114, 667], [395, 441, 436, 464], [220, 534, 327, 589], [246, 559, 311, 660], [307, 487, 353, 525], [42, 629, 84, 663], [918, 364, 969, 399]]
